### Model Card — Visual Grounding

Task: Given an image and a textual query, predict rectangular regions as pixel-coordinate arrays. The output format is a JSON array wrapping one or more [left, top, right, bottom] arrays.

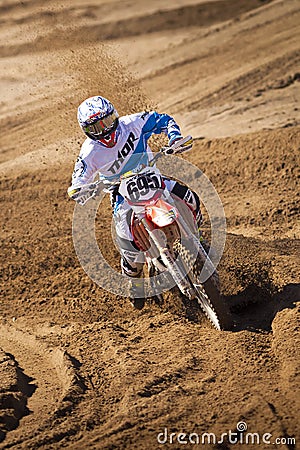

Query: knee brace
[[121, 256, 143, 277], [171, 182, 202, 223]]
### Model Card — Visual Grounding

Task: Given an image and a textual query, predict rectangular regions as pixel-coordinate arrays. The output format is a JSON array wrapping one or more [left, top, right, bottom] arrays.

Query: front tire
[[174, 240, 233, 331]]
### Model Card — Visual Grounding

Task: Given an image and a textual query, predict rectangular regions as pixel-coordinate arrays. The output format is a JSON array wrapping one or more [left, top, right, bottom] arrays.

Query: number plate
[[119, 170, 164, 204]]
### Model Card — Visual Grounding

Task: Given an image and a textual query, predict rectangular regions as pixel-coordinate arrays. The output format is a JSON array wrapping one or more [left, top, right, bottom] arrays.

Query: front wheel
[[193, 273, 232, 331], [174, 241, 233, 331]]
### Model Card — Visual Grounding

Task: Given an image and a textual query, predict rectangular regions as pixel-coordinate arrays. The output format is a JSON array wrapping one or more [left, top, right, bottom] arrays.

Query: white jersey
[[69, 110, 182, 189]]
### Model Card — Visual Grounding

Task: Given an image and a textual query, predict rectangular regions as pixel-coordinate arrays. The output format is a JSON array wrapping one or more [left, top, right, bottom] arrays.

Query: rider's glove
[[67, 181, 106, 205], [67, 185, 96, 205], [167, 135, 193, 154], [169, 135, 182, 147]]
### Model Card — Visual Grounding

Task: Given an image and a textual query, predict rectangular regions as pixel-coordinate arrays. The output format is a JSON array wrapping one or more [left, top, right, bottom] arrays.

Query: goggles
[[84, 111, 118, 137]]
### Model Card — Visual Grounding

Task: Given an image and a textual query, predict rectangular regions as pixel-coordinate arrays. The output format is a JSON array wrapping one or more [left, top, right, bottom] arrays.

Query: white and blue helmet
[[77, 96, 119, 141]]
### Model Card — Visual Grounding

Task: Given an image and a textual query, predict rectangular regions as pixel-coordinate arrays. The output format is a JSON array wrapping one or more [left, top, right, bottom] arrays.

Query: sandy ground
[[0, 0, 299, 448]]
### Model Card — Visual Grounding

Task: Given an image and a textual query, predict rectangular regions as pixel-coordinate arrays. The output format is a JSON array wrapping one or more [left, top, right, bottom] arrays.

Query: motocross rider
[[68, 96, 201, 309]]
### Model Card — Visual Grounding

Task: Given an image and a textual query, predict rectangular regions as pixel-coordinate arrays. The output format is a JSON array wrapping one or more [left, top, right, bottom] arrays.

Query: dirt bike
[[75, 138, 232, 331]]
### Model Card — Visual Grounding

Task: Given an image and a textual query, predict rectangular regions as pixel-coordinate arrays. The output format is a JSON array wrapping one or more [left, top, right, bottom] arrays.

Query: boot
[[120, 256, 146, 309], [129, 278, 145, 310]]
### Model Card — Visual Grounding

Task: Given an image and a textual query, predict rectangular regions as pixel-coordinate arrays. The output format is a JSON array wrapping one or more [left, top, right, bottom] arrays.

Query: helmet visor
[[84, 111, 118, 138]]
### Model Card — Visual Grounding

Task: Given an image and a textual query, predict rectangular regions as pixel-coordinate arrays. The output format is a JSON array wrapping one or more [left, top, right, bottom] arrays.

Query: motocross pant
[[111, 179, 202, 277]]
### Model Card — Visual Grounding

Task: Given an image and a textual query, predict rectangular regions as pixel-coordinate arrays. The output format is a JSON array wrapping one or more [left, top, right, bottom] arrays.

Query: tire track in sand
[[0, 321, 85, 448]]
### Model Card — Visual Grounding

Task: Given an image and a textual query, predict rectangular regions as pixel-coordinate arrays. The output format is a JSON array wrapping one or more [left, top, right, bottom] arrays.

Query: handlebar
[[72, 136, 193, 204], [98, 145, 171, 187]]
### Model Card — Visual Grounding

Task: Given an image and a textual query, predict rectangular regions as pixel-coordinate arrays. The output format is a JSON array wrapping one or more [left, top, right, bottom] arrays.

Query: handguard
[[67, 182, 100, 206], [166, 135, 193, 154]]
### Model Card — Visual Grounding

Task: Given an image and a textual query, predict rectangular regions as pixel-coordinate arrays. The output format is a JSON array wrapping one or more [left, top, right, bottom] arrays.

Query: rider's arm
[[140, 111, 182, 145], [67, 142, 99, 201]]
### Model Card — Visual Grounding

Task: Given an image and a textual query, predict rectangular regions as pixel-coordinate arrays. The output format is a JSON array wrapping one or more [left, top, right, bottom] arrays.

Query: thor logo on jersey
[[108, 132, 138, 175]]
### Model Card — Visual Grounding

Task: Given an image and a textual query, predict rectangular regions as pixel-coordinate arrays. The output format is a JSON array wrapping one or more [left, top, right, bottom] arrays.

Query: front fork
[[141, 218, 194, 299]]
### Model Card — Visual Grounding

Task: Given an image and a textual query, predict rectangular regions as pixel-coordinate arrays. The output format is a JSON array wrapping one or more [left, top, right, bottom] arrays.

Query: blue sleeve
[[141, 111, 182, 144]]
